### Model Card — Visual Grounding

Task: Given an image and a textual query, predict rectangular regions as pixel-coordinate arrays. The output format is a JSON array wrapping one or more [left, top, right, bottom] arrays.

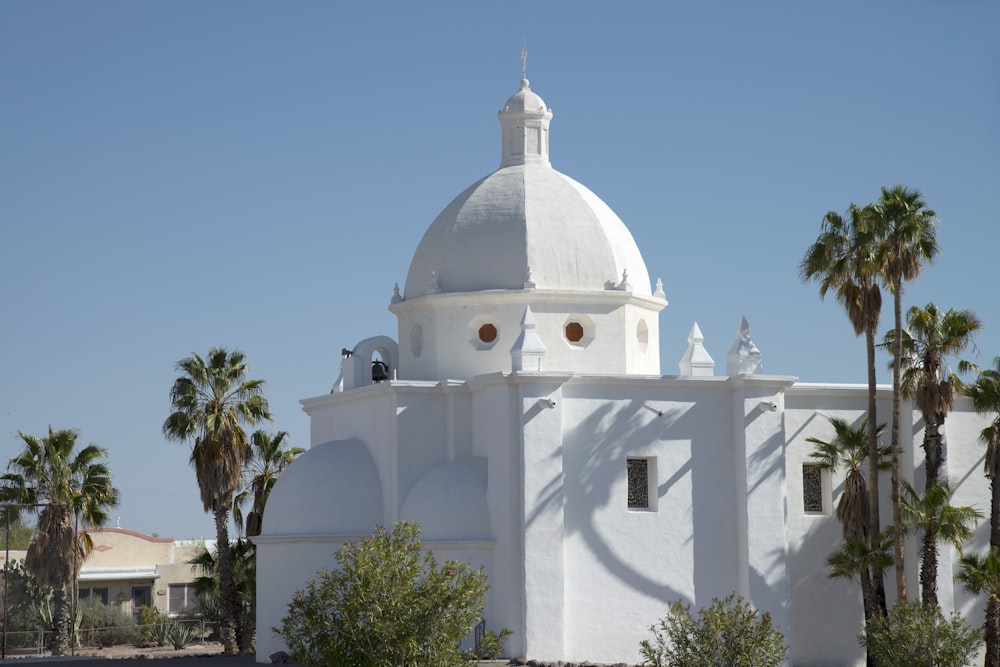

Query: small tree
[[277, 521, 487, 667], [639, 593, 787, 667], [860, 600, 981, 667]]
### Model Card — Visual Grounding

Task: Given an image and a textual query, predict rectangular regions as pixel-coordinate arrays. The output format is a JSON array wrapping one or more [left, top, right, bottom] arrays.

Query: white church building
[[254, 77, 993, 666]]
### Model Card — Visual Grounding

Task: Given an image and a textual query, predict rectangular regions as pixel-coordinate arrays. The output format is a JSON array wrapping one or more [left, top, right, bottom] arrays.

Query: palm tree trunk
[[988, 478, 1000, 667], [860, 566, 877, 667], [892, 288, 907, 602], [50, 585, 70, 656], [920, 521, 938, 608], [987, 596, 1000, 667], [214, 507, 239, 655], [866, 327, 887, 614], [921, 411, 941, 610]]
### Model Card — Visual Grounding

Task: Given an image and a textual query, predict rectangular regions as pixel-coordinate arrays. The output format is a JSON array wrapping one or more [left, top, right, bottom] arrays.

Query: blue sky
[[2, 1, 998, 540]]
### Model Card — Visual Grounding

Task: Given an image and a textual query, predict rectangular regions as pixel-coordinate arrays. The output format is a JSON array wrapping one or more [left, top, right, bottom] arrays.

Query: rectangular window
[[802, 464, 824, 513], [627, 457, 657, 511], [78, 587, 108, 605], [169, 584, 197, 615]]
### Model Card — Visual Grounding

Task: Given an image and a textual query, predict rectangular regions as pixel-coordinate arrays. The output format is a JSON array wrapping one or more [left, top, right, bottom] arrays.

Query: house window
[[168, 584, 198, 615], [627, 457, 656, 510], [79, 587, 109, 605], [803, 464, 824, 513], [565, 321, 584, 342]]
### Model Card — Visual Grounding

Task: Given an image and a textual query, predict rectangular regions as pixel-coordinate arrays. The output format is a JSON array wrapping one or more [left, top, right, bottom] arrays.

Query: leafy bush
[[78, 598, 138, 647], [135, 605, 172, 647], [640, 593, 787, 667], [860, 601, 981, 667], [277, 521, 488, 667], [472, 625, 513, 660]]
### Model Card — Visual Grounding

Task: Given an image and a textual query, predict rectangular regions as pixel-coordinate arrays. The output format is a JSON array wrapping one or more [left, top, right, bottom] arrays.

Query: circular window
[[479, 323, 498, 343], [565, 321, 584, 342]]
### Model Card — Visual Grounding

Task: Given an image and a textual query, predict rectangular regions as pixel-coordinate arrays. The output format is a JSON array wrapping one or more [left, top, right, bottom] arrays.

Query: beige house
[[2, 527, 212, 618]]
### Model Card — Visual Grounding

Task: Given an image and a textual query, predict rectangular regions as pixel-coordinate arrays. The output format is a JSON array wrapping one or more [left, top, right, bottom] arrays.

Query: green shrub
[[472, 625, 513, 660], [860, 601, 981, 667], [640, 593, 787, 667], [277, 521, 488, 667], [77, 598, 138, 647]]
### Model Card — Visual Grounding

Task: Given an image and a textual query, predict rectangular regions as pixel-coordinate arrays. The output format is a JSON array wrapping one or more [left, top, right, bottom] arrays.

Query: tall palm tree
[[900, 479, 981, 608], [871, 184, 940, 600], [801, 204, 888, 614], [892, 303, 981, 488], [233, 430, 303, 539], [163, 348, 271, 654], [189, 540, 256, 651], [965, 357, 1000, 665], [958, 548, 1000, 667], [0, 427, 118, 655], [230, 430, 302, 653], [808, 416, 889, 624], [827, 531, 894, 629]]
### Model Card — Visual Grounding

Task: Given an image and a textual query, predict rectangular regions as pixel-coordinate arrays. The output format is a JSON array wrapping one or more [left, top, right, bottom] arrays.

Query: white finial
[[520, 40, 530, 79], [427, 271, 441, 294], [524, 266, 536, 289], [679, 322, 715, 377], [391, 282, 402, 304], [511, 305, 546, 372], [726, 315, 763, 375]]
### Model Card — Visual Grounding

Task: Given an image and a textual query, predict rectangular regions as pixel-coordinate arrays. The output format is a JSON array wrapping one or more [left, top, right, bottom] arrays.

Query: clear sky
[[2, 1, 998, 540]]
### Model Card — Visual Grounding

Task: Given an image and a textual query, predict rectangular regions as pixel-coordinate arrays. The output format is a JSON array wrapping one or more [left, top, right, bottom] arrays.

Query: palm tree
[[964, 358, 1000, 665], [900, 479, 981, 608], [827, 531, 895, 626], [871, 184, 940, 600], [958, 548, 1000, 667], [230, 429, 302, 653], [892, 303, 981, 488], [189, 540, 256, 650], [0, 427, 118, 655], [801, 204, 888, 614], [808, 416, 888, 623], [233, 430, 303, 539], [163, 348, 271, 654]]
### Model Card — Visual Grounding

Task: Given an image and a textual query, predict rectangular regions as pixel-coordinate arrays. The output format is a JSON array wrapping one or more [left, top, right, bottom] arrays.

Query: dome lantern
[[499, 79, 552, 168]]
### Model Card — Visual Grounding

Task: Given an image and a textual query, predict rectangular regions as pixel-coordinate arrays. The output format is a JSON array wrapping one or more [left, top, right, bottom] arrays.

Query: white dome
[[399, 457, 490, 540], [404, 163, 652, 299], [402, 79, 652, 301], [262, 439, 382, 535], [501, 78, 547, 113]]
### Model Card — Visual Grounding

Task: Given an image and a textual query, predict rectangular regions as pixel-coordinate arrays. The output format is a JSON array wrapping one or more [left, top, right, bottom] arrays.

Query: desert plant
[[472, 625, 513, 660], [78, 598, 138, 647], [169, 622, 193, 649], [639, 593, 787, 667], [859, 600, 981, 667], [277, 521, 488, 667], [151, 622, 172, 647]]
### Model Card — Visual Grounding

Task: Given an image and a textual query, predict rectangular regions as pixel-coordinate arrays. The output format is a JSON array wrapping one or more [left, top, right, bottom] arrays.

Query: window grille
[[628, 458, 650, 509], [803, 464, 824, 513]]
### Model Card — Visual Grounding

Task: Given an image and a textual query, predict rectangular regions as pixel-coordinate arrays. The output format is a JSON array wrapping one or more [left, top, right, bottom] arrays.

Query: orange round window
[[479, 323, 498, 343], [565, 321, 584, 342]]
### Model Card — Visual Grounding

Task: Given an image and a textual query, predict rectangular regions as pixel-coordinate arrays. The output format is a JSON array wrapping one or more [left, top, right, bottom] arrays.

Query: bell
[[371, 360, 388, 383]]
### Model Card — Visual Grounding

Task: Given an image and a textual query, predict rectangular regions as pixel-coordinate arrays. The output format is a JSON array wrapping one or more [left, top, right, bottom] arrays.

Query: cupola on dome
[[402, 79, 653, 301]]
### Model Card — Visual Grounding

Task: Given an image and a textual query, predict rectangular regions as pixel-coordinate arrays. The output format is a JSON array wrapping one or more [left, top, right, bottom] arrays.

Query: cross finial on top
[[520, 40, 530, 79]]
